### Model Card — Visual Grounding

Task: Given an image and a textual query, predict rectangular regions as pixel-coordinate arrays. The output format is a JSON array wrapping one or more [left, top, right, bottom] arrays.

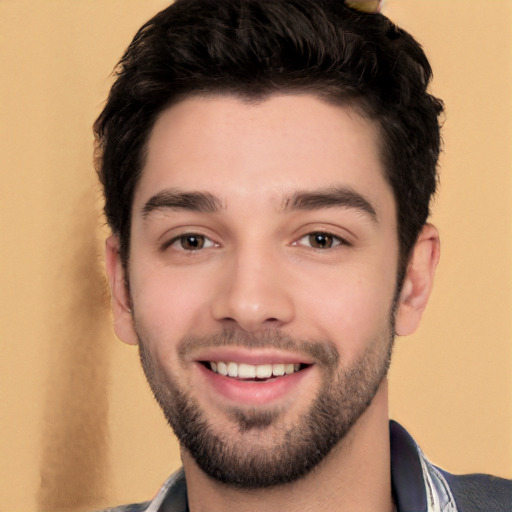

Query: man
[[94, 0, 511, 510]]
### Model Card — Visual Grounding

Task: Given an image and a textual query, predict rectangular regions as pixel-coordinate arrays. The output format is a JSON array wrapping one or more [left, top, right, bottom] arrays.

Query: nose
[[211, 247, 295, 333]]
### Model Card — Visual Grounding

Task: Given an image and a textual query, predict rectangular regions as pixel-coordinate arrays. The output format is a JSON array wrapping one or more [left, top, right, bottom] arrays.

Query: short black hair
[[94, 0, 443, 271]]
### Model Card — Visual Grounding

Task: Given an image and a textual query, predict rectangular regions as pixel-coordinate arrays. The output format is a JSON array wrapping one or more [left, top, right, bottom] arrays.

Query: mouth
[[195, 357, 314, 406], [201, 361, 310, 381]]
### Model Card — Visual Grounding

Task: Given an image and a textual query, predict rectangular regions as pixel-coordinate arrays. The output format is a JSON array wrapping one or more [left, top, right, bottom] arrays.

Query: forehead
[[136, 94, 393, 216]]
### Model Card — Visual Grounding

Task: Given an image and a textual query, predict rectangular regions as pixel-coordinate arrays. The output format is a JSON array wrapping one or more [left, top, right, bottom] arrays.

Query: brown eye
[[178, 234, 206, 250], [293, 231, 347, 250], [164, 233, 217, 253], [308, 232, 335, 249]]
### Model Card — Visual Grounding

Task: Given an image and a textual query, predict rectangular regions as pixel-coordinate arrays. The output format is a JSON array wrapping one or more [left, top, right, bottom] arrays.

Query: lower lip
[[195, 363, 313, 406]]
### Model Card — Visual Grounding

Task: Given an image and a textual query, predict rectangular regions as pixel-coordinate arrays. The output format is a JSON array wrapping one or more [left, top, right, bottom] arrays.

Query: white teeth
[[256, 364, 273, 379], [209, 361, 303, 379], [272, 363, 285, 376], [227, 362, 238, 377], [238, 363, 256, 379], [217, 361, 228, 376]]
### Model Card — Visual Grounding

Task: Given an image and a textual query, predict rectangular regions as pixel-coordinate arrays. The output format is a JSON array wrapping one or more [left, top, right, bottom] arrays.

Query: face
[[111, 94, 405, 487]]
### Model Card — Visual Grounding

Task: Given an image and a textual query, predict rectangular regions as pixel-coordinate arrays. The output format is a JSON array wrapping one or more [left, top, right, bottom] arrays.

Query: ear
[[395, 224, 440, 336], [105, 235, 138, 345]]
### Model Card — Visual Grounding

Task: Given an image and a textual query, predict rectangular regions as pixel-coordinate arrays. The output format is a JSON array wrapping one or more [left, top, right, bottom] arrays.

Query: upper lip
[[191, 347, 315, 366]]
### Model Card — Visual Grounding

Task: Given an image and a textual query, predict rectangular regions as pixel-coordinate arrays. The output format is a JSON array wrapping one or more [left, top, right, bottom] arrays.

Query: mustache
[[177, 329, 339, 367]]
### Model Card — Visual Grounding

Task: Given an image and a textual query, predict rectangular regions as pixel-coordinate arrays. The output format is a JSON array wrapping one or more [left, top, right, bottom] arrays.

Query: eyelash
[[164, 231, 348, 252], [294, 231, 348, 250], [165, 233, 218, 252]]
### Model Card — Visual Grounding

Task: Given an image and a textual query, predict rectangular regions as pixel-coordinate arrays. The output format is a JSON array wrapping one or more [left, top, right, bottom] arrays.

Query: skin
[[106, 94, 440, 512]]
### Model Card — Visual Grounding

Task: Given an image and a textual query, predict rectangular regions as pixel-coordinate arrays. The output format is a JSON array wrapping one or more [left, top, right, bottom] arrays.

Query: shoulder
[[439, 469, 512, 512], [95, 502, 151, 512], [390, 421, 511, 512], [94, 468, 188, 512]]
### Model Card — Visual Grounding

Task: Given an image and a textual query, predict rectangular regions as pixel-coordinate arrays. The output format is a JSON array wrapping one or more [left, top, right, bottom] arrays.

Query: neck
[[183, 380, 393, 512]]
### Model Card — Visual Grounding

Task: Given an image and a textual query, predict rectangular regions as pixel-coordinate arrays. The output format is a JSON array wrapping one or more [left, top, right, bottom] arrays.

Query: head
[[97, 0, 442, 489], [94, 0, 443, 274]]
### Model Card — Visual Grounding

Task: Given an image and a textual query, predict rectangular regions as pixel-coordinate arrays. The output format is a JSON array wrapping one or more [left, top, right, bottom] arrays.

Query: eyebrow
[[283, 186, 377, 222], [141, 189, 223, 217], [140, 185, 377, 222]]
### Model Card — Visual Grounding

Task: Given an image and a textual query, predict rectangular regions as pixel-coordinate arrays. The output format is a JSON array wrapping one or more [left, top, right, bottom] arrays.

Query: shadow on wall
[[37, 190, 112, 512]]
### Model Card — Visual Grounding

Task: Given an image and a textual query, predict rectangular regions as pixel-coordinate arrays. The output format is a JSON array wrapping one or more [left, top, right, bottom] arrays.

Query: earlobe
[[105, 235, 138, 345], [395, 224, 440, 336]]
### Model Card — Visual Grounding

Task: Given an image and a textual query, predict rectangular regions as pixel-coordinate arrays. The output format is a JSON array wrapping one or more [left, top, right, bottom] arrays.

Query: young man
[[95, 0, 511, 510]]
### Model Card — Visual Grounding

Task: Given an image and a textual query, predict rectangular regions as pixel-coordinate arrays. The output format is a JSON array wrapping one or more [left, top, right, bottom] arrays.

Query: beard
[[137, 321, 395, 489]]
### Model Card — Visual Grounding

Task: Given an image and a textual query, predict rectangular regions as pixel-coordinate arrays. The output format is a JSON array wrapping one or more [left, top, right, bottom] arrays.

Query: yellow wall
[[0, 1, 510, 511]]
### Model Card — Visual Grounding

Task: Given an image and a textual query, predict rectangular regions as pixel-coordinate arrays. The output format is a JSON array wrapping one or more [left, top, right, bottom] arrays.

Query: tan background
[[1, 1, 511, 511]]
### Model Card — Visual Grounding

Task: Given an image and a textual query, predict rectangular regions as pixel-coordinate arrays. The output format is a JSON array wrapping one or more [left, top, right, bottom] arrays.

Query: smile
[[206, 361, 305, 380], [195, 358, 314, 405]]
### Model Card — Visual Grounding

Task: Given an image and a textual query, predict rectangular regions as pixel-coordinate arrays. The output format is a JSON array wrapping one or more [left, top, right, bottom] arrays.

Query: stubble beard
[[137, 323, 395, 489]]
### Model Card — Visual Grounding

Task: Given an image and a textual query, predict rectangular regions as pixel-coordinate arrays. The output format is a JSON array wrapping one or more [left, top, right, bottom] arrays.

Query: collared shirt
[[101, 421, 511, 512]]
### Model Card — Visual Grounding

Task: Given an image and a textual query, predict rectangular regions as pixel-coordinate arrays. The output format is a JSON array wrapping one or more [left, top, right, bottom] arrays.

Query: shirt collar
[[390, 420, 457, 512], [149, 420, 456, 512], [390, 420, 429, 511]]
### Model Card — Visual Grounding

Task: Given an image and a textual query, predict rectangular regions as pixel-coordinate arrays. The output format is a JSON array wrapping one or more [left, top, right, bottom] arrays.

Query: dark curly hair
[[94, 0, 443, 272]]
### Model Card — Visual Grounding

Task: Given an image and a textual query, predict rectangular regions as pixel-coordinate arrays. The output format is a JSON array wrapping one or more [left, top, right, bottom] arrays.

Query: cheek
[[129, 263, 214, 351], [297, 265, 396, 357]]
